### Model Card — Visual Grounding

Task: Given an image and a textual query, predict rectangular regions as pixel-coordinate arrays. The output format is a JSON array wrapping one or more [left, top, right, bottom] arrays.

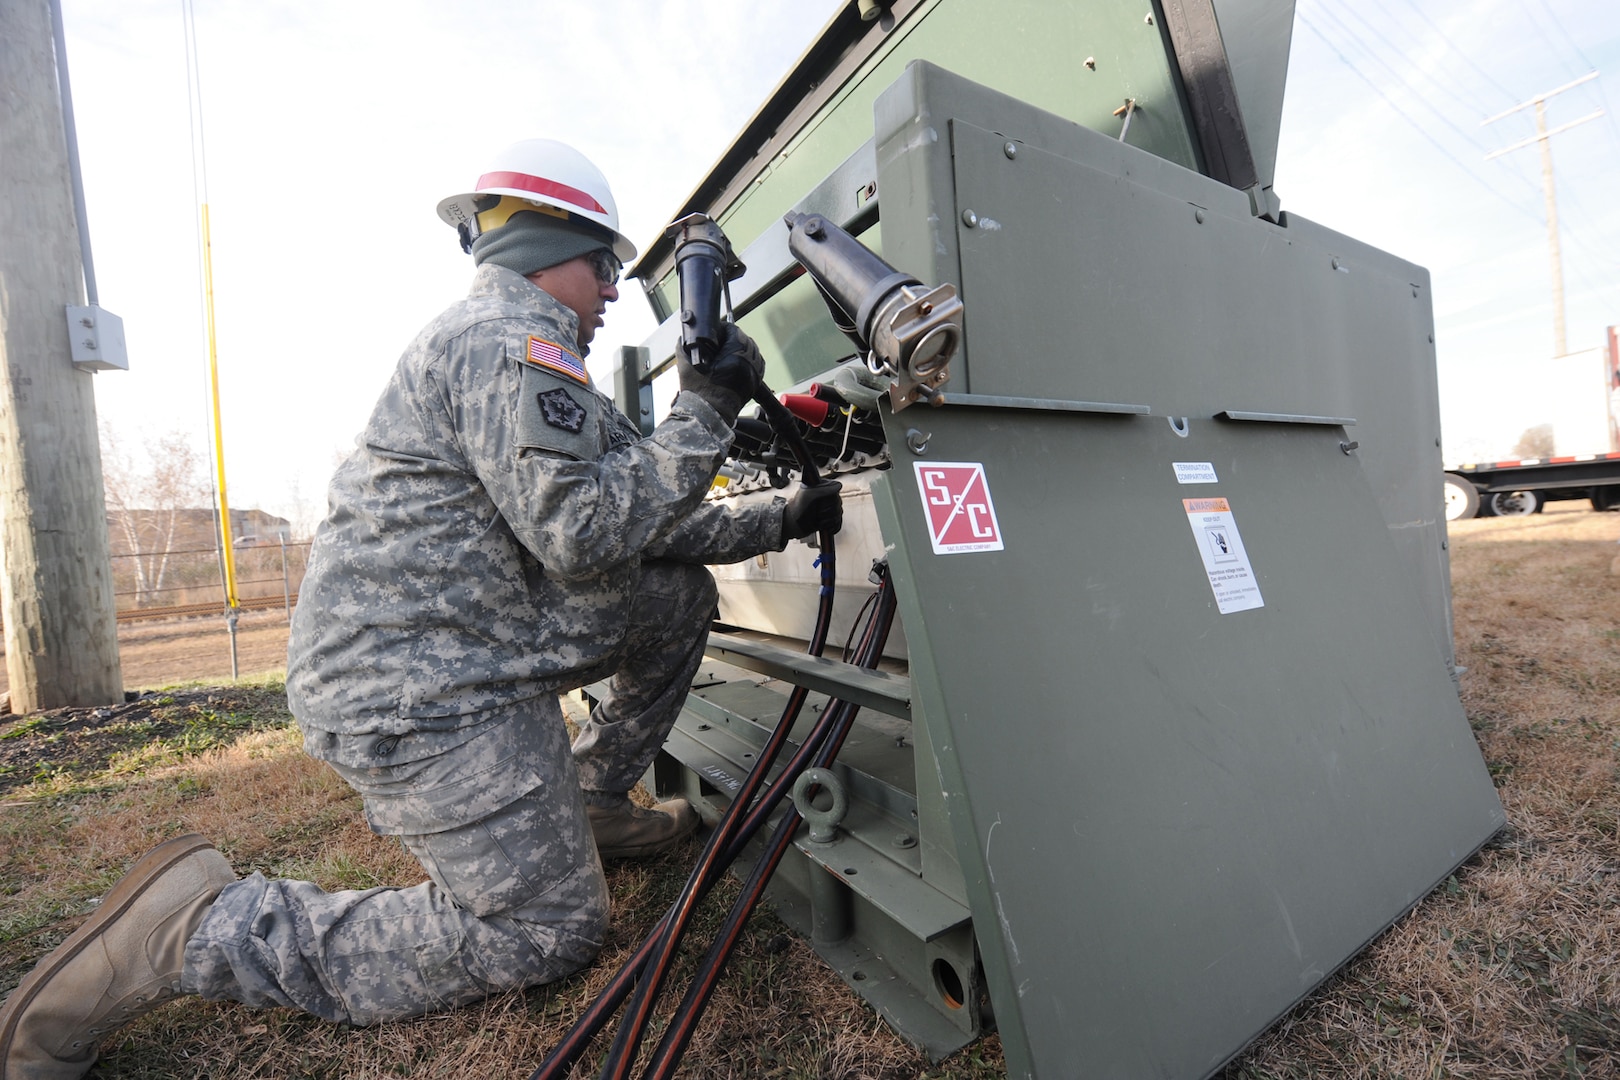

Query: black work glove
[[781, 481, 843, 544], [678, 323, 765, 422]]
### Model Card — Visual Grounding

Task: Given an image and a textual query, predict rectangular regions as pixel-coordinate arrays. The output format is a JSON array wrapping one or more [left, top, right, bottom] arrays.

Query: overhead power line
[[1321, 0, 1499, 139], [1390, 0, 1521, 105], [1296, 12, 1545, 227], [1515, 0, 1620, 153], [1302, 2, 1620, 287]]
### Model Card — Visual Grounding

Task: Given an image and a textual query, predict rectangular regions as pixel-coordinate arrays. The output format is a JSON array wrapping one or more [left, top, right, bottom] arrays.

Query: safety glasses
[[586, 248, 622, 286]]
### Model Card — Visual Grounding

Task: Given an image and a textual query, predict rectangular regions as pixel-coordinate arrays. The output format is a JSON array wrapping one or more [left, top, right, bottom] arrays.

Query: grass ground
[[0, 683, 1002, 1079], [1, 503, 1616, 1077]]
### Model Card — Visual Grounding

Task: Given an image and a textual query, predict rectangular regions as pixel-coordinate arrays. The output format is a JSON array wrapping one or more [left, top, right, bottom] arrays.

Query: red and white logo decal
[[914, 462, 1004, 555]]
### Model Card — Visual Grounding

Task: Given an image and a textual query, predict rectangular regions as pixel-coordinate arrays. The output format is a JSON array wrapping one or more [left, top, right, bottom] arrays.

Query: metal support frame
[[643, 659, 984, 1059], [612, 345, 656, 437], [1157, 0, 1258, 190]]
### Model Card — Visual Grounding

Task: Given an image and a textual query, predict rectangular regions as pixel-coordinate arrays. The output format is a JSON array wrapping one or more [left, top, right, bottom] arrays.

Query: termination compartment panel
[[868, 62, 1502, 1078]]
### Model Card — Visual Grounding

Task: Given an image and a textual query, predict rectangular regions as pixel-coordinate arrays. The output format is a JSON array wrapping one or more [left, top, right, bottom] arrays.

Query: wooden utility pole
[[1484, 72, 1605, 359], [0, 0, 123, 710]]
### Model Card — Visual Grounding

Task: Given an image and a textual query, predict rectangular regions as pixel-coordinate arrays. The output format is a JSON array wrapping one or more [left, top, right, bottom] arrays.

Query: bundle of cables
[[530, 388, 901, 1080]]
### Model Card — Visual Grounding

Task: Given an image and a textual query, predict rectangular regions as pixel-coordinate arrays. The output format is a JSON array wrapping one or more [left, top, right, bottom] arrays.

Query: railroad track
[[115, 593, 297, 623], [0, 594, 295, 634]]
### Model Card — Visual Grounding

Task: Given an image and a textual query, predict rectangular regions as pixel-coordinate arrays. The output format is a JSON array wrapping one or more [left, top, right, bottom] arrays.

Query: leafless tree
[[100, 425, 209, 608], [1512, 423, 1556, 460]]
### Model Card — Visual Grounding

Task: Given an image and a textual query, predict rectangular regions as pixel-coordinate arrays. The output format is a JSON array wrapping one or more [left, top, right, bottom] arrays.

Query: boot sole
[[0, 833, 215, 1076]]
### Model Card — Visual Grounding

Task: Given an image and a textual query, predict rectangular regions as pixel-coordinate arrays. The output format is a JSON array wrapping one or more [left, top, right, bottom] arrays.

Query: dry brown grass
[[5, 503, 1615, 1077], [1224, 503, 1620, 1079]]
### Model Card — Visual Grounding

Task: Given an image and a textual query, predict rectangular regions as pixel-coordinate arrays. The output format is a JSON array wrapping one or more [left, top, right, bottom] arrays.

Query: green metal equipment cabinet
[[614, 4, 1505, 1076]]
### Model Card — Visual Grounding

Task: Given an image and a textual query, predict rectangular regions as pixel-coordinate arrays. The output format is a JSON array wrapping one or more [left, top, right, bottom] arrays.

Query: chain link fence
[[108, 537, 310, 621]]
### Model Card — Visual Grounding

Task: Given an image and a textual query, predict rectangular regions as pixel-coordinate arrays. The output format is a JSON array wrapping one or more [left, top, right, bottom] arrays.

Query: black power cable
[[640, 568, 897, 1080], [593, 389, 830, 1080], [531, 384, 834, 1080], [528, 603, 858, 1080]]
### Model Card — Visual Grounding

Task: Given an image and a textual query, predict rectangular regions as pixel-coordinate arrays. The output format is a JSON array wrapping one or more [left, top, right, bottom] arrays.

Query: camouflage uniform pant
[[181, 561, 716, 1025]]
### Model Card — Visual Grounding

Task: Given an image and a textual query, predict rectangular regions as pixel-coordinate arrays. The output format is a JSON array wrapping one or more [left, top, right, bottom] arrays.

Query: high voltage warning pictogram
[[914, 462, 1004, 554]]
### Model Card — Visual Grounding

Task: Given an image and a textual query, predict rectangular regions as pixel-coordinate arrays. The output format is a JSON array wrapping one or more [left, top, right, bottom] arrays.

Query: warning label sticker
[[1183, 497, 1264, 614], [915, 462, 1005, 555]]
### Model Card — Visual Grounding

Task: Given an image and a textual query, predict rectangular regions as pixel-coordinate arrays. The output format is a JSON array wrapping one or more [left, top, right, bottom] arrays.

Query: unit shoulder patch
[[516, 362, 601, 461], [537, 387, 586, 433]]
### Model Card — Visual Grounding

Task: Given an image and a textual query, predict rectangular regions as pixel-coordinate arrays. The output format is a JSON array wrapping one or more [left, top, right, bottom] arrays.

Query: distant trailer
[[1443, 453, 1620, 519]]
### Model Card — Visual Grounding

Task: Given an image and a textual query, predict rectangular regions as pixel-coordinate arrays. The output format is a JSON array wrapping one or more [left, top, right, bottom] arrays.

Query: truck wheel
[[1443, 474, 1479, 521], [1487, 490, 1543, 516], [1592, 487, 1620, 512]]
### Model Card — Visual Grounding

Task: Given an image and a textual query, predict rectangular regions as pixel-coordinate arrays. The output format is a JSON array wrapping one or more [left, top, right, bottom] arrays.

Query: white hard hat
[[437, 139, 636, 262]]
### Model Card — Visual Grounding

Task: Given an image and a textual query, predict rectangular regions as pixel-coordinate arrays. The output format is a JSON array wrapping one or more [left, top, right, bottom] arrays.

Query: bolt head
[[1004, 141, 1018, 159], [1195, 208, 1206, 224], [961, 209, 978, 228]]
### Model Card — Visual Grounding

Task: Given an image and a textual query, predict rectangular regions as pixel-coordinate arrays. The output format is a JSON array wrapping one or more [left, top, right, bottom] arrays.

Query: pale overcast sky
[[56, 0, 1620, 531]]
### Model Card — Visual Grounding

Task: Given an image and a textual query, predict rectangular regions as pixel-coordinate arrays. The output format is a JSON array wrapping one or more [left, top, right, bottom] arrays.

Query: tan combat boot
[[587, 797, 699, 859], [0, 833, 236, 1080]]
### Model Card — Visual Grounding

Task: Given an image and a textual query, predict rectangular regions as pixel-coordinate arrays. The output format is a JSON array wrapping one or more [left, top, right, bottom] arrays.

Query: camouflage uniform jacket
[[287, 264, 783, 749]]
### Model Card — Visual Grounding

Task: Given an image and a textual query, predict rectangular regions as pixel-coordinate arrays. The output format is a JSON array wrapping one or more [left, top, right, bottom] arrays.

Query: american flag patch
[[526, 336, 588, 385]]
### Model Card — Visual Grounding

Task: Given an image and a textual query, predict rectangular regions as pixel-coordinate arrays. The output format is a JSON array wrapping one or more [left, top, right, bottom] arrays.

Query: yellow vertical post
[[201, 204, 239, 612]]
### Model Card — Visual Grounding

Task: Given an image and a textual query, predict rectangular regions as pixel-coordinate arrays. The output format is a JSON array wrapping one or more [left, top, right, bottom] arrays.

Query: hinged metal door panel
[[872, 411, 1503, 1078]]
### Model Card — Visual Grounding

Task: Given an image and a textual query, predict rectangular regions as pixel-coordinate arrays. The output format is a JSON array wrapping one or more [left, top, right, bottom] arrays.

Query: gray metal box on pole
[[65, 305, 129, 372]]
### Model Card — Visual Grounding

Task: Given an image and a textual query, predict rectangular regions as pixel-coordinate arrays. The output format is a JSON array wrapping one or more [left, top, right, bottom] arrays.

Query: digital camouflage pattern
[[184, 732, 612, 1025], [182, 264, 785, 1021], [287, 263, 782, 734]]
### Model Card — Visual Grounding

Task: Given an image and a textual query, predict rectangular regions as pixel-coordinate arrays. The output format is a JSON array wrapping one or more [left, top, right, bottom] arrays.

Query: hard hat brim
[[437, 193, 636, 263]]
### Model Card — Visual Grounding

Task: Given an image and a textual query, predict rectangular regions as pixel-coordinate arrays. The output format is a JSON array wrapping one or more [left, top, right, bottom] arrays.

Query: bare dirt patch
[[0, 608, 293, 703], [0, 684, 291, 798]]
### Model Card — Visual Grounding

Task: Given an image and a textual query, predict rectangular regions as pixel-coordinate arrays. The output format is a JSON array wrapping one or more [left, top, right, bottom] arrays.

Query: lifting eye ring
[[1168, 416, 1191, 438], [792, 767, 849, 843]]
